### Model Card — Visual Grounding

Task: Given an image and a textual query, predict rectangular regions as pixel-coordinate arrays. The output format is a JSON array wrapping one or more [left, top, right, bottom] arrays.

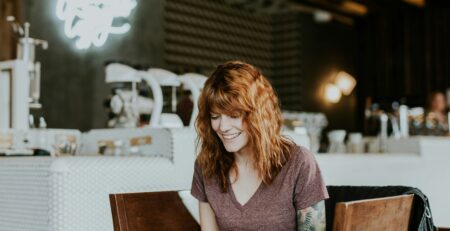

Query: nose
[[219, 115, 232, 132]]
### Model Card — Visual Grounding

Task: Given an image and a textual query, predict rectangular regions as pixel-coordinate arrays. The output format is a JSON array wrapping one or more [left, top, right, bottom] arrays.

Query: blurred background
[[2, 0, 449, 135]]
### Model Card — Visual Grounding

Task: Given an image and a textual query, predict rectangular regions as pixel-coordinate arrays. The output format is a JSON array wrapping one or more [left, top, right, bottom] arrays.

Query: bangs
[[206, 88, 246, 116]]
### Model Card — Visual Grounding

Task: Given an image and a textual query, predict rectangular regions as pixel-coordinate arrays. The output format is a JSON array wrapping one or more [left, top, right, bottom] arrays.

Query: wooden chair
[[109, 191, 200, 231], [333, 194, 414, 231]]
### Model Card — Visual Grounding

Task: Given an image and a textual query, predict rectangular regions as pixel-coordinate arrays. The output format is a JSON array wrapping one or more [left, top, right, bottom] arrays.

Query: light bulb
[[335, 71, 356, 95], [324, 83, 342, 103]]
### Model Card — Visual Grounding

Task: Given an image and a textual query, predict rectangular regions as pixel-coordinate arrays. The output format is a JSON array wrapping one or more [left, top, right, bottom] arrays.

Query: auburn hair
[[195, 61, 293, 192]]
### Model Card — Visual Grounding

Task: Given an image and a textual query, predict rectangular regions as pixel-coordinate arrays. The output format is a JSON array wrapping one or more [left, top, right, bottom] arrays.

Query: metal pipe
[[380, 113, 388, 153], [399, 105, 409, 138]]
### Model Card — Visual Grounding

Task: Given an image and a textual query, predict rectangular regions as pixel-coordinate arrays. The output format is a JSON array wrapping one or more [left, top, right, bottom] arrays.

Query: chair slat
[[109, 191, 200, 231], [333, 194, 414, 231]]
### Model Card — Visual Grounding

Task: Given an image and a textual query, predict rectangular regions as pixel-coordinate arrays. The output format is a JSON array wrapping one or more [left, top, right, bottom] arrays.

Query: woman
[[425, 91, 448, 135], [191, 61, 328, 230]]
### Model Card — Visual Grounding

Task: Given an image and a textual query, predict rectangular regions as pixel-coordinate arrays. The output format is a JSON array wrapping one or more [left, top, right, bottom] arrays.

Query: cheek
[[234, 118, 245, 131], [210, 120, 219, 132], [238, 132, 251, 149], [243, 131, 250, 142], [241, 125, 251, 144]]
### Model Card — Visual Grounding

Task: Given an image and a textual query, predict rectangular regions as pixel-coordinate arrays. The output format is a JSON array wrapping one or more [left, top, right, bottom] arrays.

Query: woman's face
[[210, 112, 250, 154], [431, 93, 446, 113]]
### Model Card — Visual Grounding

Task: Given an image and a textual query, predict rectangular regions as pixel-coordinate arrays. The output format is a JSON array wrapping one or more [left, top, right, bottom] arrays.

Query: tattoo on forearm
[[297, 201, 326, 231]]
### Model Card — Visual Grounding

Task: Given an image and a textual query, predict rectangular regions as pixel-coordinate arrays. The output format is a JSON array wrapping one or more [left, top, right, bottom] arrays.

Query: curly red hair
[[195, 61, 293, 192]]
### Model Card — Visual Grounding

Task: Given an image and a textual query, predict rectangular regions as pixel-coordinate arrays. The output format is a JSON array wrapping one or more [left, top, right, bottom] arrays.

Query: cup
[[327, 130, 347, 153], [347, 132, 363, 153]]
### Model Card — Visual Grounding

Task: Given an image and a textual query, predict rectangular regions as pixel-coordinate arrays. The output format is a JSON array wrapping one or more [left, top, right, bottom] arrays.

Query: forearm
[[297, 200, 326, 231]]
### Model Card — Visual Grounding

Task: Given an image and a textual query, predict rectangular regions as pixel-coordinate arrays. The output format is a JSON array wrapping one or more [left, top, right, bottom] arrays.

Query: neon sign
[[56, 0, 137, 49]]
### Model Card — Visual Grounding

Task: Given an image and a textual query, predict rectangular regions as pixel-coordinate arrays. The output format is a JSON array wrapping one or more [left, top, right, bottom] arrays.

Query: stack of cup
[[327, 130, 347, 153], [347, 132, 364, 153]]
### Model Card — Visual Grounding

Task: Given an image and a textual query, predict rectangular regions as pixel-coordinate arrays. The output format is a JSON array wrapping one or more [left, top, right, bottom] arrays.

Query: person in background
[[191, 61, 328, 230], [425, 91, 448, 135]]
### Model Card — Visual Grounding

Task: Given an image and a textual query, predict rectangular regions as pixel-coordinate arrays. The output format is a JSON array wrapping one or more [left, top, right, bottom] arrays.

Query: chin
[[223, 145, 240, 153], [223, 142, 248, 153]]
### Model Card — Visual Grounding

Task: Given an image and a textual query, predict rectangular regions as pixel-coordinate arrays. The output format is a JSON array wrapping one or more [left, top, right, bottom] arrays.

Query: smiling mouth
[[222, 132, 242, 140]]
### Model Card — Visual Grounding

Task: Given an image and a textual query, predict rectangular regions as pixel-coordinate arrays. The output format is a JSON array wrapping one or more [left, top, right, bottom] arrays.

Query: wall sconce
[[335, 71, 356, 95], [323, 70, 356, 103], [324, 83, 342, 103]]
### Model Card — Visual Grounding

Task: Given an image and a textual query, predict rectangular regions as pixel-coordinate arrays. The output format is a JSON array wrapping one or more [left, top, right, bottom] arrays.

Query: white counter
[[317, 136, 450, 227], [0, 128, 197, 231]]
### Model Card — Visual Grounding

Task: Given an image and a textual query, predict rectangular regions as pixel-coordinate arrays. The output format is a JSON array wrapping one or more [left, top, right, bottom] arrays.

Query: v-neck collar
[[228, 180, 264, 211]]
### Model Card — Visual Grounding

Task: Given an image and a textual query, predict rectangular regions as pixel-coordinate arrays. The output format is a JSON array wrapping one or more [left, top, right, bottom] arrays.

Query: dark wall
[[358, 1, 426, 108], [20, 0, 360, 131], [0, 0, 20, 60], [356, 0, 450, 134], [299, 14, 359, 132], [425, 0, 450, 93]]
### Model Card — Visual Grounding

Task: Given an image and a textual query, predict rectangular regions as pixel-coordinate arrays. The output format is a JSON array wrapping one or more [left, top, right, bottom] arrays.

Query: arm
[[297, 200, 326, 231], [199, 201, 220, 231]]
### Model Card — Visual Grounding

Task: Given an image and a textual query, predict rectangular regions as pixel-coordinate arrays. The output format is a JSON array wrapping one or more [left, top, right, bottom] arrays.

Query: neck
[[234, 147, 254, 167]]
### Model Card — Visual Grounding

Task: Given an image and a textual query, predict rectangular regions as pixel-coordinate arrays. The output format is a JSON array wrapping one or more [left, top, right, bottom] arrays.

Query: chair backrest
[[110, 191, 200, 231], [333, 194, 414, 231]]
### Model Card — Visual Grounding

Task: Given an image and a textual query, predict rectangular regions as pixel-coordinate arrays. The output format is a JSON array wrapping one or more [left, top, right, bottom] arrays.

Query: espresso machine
[[105, 63, 155, 128], [105, 64, 207, 128], [0, 16, 48, 129]]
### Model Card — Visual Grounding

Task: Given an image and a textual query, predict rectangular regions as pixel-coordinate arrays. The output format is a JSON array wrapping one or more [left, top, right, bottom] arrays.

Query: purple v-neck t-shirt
[[191, 145, 329, 230]]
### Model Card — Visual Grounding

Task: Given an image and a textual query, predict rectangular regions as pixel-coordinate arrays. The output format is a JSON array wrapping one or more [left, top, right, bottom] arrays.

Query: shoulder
[[193, 157, 216, 184], [286, 144, 321, 176], [290, 144, 316, 165], [193, 158, 204, 177], [194, 157, 204, 174]]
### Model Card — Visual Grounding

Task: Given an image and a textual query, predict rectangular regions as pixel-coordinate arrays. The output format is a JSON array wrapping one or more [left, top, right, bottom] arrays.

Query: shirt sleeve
[[191, 159, 208, 202], [293, 146, 329, 210]]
